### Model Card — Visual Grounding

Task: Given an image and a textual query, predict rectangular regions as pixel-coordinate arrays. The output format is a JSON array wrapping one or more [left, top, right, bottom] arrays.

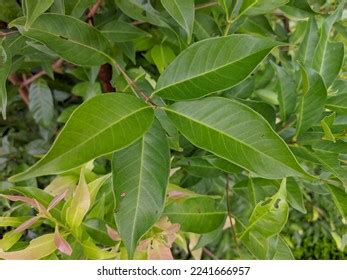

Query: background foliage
[[0, 0, 346, 260]]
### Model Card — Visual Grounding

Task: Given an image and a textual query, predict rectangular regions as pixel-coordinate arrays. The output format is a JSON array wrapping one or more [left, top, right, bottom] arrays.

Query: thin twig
[[195, 1, 219, 10], [21, 59, 64, 87], [87, 0, 103, 20], [225, 175, 240, 255], [203, 248, 219, 260], [114, 63, 157, 107], [0, 31, 19, 37]]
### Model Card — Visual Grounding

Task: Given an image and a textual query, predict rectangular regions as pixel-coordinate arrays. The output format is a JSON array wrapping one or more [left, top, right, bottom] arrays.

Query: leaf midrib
[[155, 45, 276, 95], [165, 107, 302, 176]]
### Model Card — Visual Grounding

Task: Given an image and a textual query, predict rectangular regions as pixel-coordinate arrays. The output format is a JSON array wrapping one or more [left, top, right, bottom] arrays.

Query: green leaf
[[295, 67, 327, 138], [246, 0, 289, 15], [286, 178, 306, 214], [312, 2, 345, 87], [9, 94, 154, 182], [161, 0, 194, 42], [28, 79, 54, 128], [11, 13, 113, 66], [281, 0, 315, 19], [164, 196, 226, 234], [0, 234, 56, 260], [115, 0, 168, 28], [153, 34, 282, 101], [297, 17, 319, 66], [0, 42, 11, 119], [320, 112, 336, 142], [271, 63, 297, 122], [326, 93, 347, 114], [151, 44, 176, 74], [23, 0, 54, 30], [326, 185, 347, 220], [0, 217, 28, 227], [240, 179, 289, 258], [113, 120, 170, 258], [165, 97, 311, 179], [82, 239, 117, 260], [0, 230, 22, 251], [0, 0, 21, 23], [66, 170, 90, 229], [102, 20, 150, 43], [65, 0, 94, 18]]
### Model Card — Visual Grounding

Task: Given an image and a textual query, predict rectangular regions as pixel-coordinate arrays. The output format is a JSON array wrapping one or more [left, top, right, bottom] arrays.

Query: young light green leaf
[[113, 120, 170, 258], [29, 79, 54, 128], [165, 97, 311, 179], [0, 230, 23, 251], [9, 94, 154, 182], [312, 2, 345, 87], [321, 112, 336, 142], [154, 35, 282, 101], [23, 0, 54, 30], [295, 67, 327, 138], [102, 20, 150, 42], [66, 170, 90, 229], [164, 196, 226, 234], [161, 0, 194, 42], [271, 63, 297, 122], [151, 44, 176, 74], [0, 234, 56, 260], [82, 239, 117, 260], [240, 179, 289, 251], [11, 13, 113, 66]]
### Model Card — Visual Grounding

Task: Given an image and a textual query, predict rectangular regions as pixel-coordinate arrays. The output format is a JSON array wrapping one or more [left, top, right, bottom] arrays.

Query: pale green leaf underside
[[164, 196, 226, 233], [154, 34, 282, 100], [11, 13, 113, 66], [113, 120, 170, 258], [166, 97, 311, 179], [10, 94, 154, 182]]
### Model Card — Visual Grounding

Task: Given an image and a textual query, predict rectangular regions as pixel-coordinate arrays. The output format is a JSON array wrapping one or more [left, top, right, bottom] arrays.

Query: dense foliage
[[0, 0, 346, 260]]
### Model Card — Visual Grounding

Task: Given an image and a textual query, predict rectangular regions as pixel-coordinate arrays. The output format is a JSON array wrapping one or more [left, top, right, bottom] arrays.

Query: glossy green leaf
[[164, 196, 226, 234], [298, 17, 319, 66], [312, 2, 345, 87], [102, 20, 150, 42], [326, 93, 347, 114], [246, 0, 289, 15], [151, 44, 176, 74], [9, 94, 154, 182], [115, 0, 168, 28], [11, 13, 113, 66], [271, 63, 297, 122], [166, 97, 311, 179], [28, 79, 54, 128], [161, 0, 194, 42], [295, 67, 327, 138], [286, 178, 306, 214], [240, 179, 289, 258], [321, 112, 336, 142], [65, 0, 94, 18], [23, 0, 54, 30], [113, 120, 170, 258], [66, 170, 90, 229], [0, 42, 10, 119], [327, 185, 347, 220], [0, 234, 56, 260], [154, 35, 282, 100]]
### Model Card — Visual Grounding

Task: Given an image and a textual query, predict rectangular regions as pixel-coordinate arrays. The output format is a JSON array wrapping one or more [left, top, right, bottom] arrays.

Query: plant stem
[[225, 175, 241, 255]]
